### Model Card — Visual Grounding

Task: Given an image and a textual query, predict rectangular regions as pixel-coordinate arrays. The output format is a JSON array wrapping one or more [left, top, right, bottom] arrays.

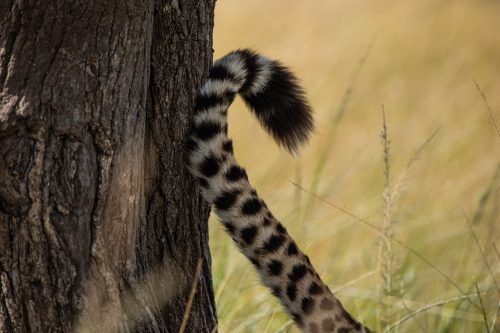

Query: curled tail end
[[215, 49, 314, 153]]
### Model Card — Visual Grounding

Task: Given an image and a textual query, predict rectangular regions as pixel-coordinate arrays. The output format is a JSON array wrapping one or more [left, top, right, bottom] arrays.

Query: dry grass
[[210, 0, 500, 332]]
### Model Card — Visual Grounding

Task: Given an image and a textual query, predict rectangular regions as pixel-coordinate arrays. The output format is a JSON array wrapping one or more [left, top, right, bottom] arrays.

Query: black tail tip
[[261, 82, 314, 154], [240, 57, 315, 154]]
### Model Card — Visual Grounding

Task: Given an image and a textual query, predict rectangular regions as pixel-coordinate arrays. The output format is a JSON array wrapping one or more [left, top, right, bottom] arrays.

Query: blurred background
[[210, 1, 500, 332]]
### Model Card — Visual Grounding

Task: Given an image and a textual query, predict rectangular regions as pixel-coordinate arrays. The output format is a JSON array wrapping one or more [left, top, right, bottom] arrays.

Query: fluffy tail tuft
[[209, 49, 314, 153]]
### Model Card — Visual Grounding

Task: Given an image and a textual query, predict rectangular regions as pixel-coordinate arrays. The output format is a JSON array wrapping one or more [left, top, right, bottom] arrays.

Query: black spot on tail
[[322, 318, 335, 331], [275, 223, 286, 234], [210, 63, 236, 81], [195, 91, 236, 113], [287, 283, 298, 301], [195, 121, 222, 140], [241, 226, 258, 245], [320, 297, 334, 310], [241, 198, 262, 215], [237, 49, 259, 93], [301, 297, 315, 315], [271, 285, 281, 297], [195, 94, 221, 112], [268, 260, 283, 276], [262, 234, 286, 253], [222, 140, 233, 153], [291, 312, 303, 327], [215, 189, 241, 210], [288, 264, 308, 282], [199, 155, 220, 177], [225, 165, 247, 181], [287, 242, 299, 255], [308, 282, 323, 295]]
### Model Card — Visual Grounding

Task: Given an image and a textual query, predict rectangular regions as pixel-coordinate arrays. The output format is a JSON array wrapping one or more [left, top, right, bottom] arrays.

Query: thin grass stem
[[179, 258, 204, 333], [289, 180, 481, 310]]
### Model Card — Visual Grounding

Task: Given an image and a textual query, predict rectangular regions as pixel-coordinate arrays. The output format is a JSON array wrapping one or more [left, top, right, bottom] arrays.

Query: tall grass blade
[[179, 259, 204, 333], [474, 80, 500, 140], [474, 282, 492, 333], [303, 40, 375, 221], [290, 181, 481, 310], [384, 293, 486, 332]]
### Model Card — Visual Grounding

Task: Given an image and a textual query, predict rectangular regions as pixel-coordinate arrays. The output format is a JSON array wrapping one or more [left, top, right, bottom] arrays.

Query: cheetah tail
[[187, 50, 373, 333], [194, 49, 314, 153]]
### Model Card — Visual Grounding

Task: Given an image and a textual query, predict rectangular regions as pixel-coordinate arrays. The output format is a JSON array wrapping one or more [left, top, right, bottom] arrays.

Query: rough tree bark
[[0, 0, 216, 332]]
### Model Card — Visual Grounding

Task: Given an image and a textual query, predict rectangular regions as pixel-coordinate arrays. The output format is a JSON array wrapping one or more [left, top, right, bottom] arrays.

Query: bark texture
[[138, 0, 217, 331], [0, 0, 216, 332]]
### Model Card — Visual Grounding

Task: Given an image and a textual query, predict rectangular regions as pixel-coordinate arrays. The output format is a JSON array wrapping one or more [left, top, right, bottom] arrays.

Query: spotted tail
[[187, 49, 373, 333]]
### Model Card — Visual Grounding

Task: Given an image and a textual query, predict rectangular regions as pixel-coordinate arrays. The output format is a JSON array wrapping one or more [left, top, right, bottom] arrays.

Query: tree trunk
[[0, 0, 216, 332]]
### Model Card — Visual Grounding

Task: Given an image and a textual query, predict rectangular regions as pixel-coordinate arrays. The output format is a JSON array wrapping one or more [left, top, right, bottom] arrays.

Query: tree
[[0, 1, 217, 332]]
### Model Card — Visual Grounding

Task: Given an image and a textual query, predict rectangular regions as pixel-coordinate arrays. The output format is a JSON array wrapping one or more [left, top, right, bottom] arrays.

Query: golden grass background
[[210, 0, 500, 332]]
